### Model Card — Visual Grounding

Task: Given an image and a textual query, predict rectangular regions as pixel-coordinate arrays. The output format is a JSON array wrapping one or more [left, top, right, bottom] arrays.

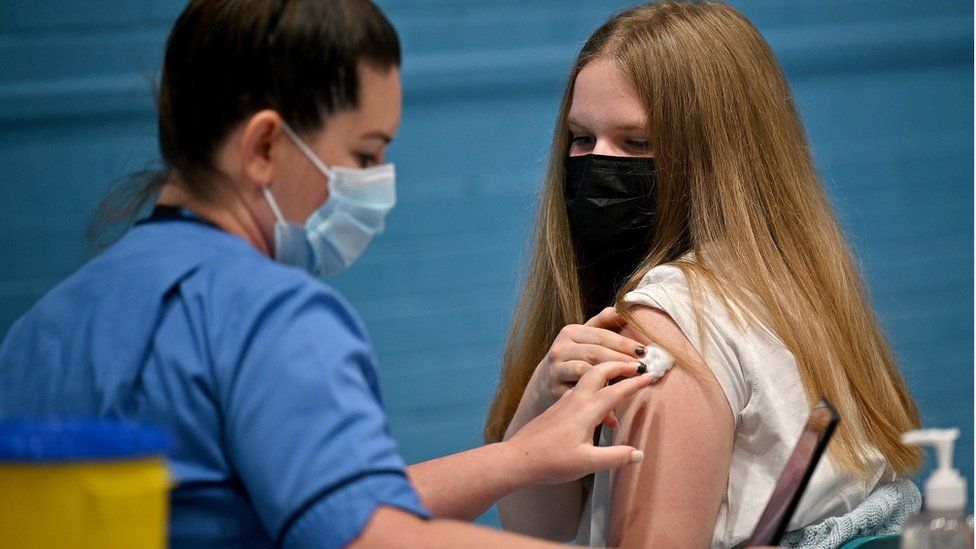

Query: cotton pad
[[638, 345, 674, 381]]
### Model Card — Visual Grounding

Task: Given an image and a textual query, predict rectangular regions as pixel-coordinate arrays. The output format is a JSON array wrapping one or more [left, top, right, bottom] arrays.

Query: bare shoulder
[[607, 305, 734, 548], [619, 305, 709, 383], [614, 305, 730, 428]]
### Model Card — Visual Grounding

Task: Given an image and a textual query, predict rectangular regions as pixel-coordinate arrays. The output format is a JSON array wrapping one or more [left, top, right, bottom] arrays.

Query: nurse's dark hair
[[88, 0, 400, 245]]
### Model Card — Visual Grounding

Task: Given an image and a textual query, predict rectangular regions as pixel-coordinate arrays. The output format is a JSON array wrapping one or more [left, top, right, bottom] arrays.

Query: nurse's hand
[[530, 307, 645, 411], [507, 360, 653, 485]]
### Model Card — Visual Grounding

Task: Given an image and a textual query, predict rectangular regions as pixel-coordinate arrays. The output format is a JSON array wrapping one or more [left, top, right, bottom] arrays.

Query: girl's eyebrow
[[616, 121, 648, 131], [567, 116, 647, 132], [567, 116, 588, 128]]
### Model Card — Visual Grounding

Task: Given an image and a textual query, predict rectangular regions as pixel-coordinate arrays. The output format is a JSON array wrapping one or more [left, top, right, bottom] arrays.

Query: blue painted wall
[[0, 0, 971, 527]]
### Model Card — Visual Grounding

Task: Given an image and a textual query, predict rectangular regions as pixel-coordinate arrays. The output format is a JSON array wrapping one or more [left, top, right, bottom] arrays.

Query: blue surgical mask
[[261, 123, 396, 277]]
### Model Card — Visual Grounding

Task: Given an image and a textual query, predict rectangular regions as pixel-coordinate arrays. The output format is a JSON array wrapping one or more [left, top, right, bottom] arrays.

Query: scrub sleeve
[[213, 278, 429, 548]]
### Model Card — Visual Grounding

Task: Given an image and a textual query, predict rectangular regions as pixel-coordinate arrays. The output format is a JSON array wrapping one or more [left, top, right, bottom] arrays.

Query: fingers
[[584, 307, 626, 329], [553, 338, 646, 385], [602, 410, 619, 429], [591, 373, 656, 416], [575, 361, 643, 393], [568, 326, 646, 359], [587, 444, 645, 473], [555, 360, 590, 384], [560, 343, 636, 368]]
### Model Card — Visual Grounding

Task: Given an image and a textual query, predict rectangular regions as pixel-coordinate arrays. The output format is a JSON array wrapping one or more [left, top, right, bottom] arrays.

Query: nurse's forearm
[[405, 427, 585, 535], [496, 481, 585, 541], [348, 506, 571, 548], [491, 380, 586, 541], [406, 441, 532, 521], [495, 390, 586, 540]]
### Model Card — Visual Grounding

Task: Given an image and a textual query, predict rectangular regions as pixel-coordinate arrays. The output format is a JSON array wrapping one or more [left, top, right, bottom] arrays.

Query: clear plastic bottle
[[900, 428, 974, 549], [901, 510, 972, 548]]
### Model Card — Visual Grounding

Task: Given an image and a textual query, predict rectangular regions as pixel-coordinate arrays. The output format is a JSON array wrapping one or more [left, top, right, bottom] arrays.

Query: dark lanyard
[[137, 205, 220, 230]]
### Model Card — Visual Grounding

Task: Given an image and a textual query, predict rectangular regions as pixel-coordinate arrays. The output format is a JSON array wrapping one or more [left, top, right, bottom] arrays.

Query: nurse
[[0, 1, 657, 548]]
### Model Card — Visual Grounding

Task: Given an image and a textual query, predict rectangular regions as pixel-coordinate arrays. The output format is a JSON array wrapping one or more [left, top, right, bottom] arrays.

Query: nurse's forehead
[[569, 58, 646, 130], [352, 64, 402, 139]]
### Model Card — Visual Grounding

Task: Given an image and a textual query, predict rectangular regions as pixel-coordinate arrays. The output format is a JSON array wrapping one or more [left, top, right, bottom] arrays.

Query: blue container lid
[[0, 420, 169, 462]]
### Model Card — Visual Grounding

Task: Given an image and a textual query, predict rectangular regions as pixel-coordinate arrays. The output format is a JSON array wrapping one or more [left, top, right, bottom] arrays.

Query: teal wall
[[0, 0, 971, 526]]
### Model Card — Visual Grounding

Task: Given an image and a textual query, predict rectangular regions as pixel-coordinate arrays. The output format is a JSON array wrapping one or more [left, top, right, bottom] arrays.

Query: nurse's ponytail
[[88, 0, 401, 247]]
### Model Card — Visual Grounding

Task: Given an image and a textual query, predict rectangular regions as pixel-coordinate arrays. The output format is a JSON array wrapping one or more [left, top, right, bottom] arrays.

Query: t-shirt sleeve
[[214, 278, 429, 549], [623, 279, 749, 425]]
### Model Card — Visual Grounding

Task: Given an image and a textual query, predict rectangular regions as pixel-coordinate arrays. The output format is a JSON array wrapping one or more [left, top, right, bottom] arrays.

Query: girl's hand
[[507, 361, 654, 485], [527, 307, 647, 415]]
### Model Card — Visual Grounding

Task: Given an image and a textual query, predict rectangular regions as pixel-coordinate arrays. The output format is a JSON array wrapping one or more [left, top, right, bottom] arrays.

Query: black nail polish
[[635, 345, 646, 357], [636, 362, 648, 375]]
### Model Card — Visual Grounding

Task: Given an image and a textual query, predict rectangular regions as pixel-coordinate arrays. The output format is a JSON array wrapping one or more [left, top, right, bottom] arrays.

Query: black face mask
[[564, 154, 657, 314]]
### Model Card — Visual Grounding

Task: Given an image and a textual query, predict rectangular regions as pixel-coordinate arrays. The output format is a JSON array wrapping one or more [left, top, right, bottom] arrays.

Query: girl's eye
[[626, 139, 650, 151], [571, 135, 594, 146]]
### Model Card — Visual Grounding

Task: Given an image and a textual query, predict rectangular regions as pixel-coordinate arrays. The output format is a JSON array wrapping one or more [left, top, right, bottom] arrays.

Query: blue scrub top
[[0, 209, 429, 548]]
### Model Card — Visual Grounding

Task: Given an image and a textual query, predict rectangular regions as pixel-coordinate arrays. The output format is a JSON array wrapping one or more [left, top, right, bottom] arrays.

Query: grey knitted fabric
[[781, 478, 921, 549]]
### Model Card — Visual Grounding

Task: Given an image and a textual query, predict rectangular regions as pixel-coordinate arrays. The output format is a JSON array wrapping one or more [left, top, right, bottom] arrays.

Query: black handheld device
[[745, 398, 841, 546]]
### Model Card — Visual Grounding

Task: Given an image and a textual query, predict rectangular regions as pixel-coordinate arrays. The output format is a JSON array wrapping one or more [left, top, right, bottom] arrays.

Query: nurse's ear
[[237, 109, 287, 191]]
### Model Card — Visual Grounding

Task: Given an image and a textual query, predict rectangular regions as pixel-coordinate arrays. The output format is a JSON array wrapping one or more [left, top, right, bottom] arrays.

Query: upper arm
[[218, 282, 428, 548], [608, 306, 734, 548], [350, 505, 569, 549]]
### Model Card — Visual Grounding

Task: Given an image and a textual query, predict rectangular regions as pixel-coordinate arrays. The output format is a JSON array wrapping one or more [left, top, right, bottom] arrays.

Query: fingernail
[[635, 345, 646, 357], [636, 361, 648, 375], [630, 450, 644, 463]]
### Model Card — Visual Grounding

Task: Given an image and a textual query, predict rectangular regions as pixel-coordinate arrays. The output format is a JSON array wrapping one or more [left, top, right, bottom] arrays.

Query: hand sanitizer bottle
[[900, 428, 973, 548]]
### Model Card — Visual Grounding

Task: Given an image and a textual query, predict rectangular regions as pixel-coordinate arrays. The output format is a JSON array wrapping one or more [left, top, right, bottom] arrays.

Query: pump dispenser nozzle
[[901, 428, 967, 512]]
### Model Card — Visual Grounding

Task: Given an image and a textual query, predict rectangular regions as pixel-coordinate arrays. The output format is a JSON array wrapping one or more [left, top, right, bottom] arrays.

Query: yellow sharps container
[[0, 420, 170, 549]]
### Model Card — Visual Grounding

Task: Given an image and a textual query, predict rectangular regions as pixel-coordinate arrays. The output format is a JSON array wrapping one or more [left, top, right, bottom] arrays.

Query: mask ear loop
[[263, 121, 334, 225], [261, 186, 287, 225], [280, 122, 334, 180]]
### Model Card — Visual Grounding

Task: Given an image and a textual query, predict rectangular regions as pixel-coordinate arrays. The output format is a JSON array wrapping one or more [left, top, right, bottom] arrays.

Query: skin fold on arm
[[608, 306, 735, 548]]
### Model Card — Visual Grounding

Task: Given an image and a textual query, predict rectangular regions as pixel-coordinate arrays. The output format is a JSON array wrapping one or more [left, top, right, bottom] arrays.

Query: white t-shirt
[[576, 263, 892, 548]]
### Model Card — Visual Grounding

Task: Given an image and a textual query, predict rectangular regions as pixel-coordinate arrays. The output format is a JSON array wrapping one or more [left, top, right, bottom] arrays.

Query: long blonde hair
[[484, 1, 922, 476]]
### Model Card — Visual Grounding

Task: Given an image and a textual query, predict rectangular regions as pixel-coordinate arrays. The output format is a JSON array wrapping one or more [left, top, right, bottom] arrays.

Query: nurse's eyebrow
[[362, 131, 393, 143]]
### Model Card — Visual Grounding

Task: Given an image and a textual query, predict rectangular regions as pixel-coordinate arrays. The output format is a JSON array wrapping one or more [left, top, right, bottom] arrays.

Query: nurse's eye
[[356, 153, 379, 168]]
